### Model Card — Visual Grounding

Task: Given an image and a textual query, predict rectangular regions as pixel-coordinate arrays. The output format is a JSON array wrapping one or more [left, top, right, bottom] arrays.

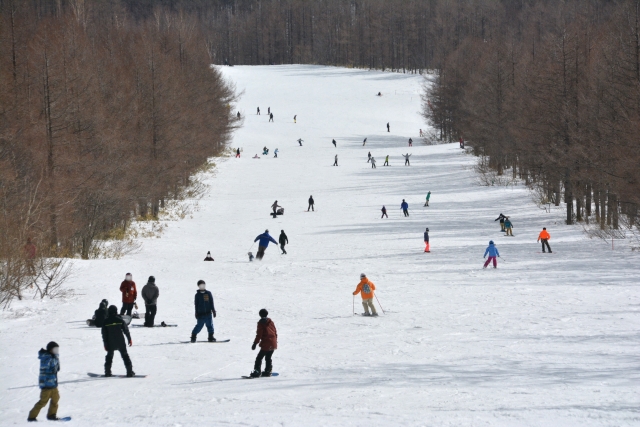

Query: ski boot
[[104, 369, 112, 377], [362, 312, 371, 316], [47, 415, 60, 421], [208, 333, 216, 342], [190, 334, 197, 343], [27, 418, 37, 422], [372, 313, 379, 317], [261, 370, 272, 377], [126, 370, 136, 378], [249, 370, 261, 378]]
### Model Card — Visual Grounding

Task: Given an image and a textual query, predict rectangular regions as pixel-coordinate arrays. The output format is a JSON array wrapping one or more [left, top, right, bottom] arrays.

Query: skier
[[408, 138, 413, 147], [401, 199, 409, 217], [274, 148, 279, 158], [102, 305, 134, 377], [271, 200, 282, 215], [254, 229, 278, 260], [249, 309, 278, 378], [381, 205, 388, 218], [268, 107, 270, 115], [89, 299, 109, 327], [367, 151, 372, 163], [307, 195, 315, 211], [459, 136, 464, 149], [27, 342, 61, 422], [384, 155, 389, 166], [269, 113, 274, 122], [353, 273, 377, 316], [419, 129, 424, 137], [119, 273, 137, 317], [257, 107, 260, 115], [236, 148, 241, 158], [204, 251, 214, 261], [363, 137, 367, 146], [504, 217, 513, 236], [403, 153, 411, 166], [424, 228, 430, 252], [495, 213, 507, 232], [297, 138, 303, 146], [371, 157, 377, 168], [424, 191, 431, 207], [483, 241, 500, 268], [141, 276, 159, 327], [386, 122, 390, 132], [537, 227, 552, 253], [377, 92, 382, 96], [332, 139, 337, 147], [333, 154, 338, 166], [279, 230, 288, 254], [293, 115, 297, 123], [190, 280, 217, 342], [237, 111, 241, 119]]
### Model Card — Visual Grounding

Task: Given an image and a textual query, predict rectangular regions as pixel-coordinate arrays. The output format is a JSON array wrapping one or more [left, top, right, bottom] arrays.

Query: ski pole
[[374, 294, 386, 314], [248, 242, 255, 252]]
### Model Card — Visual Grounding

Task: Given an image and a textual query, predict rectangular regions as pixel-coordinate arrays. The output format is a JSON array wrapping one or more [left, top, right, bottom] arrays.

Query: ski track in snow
[[2, 65, 639, 426]]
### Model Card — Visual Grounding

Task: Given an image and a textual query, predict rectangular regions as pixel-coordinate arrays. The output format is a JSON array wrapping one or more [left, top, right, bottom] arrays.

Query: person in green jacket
[[424, 191, 431, 207]]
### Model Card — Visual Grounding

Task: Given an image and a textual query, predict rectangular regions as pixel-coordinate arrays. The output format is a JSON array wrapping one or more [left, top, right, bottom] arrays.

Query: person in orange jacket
[[537, 227, 552, 253], [119, 273, 137, 316], [353, 273, 377, 316]]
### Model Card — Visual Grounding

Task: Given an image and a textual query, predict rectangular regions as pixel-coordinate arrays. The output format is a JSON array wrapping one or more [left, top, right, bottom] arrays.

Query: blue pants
[[192, 314, 214, 335]]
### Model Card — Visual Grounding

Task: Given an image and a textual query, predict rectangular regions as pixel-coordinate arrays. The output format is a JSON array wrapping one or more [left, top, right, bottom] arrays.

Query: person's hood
[[38, 348, 54, 360]]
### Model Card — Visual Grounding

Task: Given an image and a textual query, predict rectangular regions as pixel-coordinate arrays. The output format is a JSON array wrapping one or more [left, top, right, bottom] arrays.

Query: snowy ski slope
[[1, 65, 639, 426]]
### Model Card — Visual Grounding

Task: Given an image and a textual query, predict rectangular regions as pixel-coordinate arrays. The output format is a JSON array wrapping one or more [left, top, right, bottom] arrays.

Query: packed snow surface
[[2, 65, 639, 426]]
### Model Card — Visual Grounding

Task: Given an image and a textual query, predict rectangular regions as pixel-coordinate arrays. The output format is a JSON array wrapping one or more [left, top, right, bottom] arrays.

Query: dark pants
[[256, 245, 266, 260], [105, 346, 132, 374], [280, 244, 287, 254], [405, 159, 410, 165], [403, 209, 409, 217], [254, 350, 274, 373], [308, 204, 314, 211], [192, 313, 214, 336], [333, 160, 338, 166], [384, 160, 388, 166], [381, 212, 388, 218], [120, 302, 134, 316], [541, 239, 552, 252], [144, 304, 157, 327]]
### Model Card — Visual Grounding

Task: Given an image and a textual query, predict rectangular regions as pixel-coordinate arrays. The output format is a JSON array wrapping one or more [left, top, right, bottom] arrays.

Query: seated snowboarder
[[102, 305, 134, 377], [88, 299, 109, 327], [250, 309, 278, 378], [204, 251, 214, 261]]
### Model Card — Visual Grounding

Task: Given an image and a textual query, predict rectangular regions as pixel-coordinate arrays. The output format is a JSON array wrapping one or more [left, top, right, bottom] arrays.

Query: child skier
[[102, 305, 134, 377], [483, 241, 500, 268], [537, 227, 552, 253], [250, 309, 278, 378], [27, 342, 61, 421], [191, 280, 217, 342], [424, 191, 431, 207], [254, 229, 278, 260], [204, 251, 214, 261], [408, 138, 413, 147], [424, 228, 430, 252], [353, 273, 377, 316], [119, 273, 137, 316], [504, 217, 513, 236], [401, 199, 409, 217]]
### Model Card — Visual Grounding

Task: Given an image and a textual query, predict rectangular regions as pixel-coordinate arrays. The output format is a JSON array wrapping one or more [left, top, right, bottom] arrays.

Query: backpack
[[362, 284, 371, 294]]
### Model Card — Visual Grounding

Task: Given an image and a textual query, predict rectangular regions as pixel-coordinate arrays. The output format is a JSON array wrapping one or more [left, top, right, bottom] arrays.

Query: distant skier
[[401, 199, 409, 217], [537, 228, 552, 253], [424, 228, 430, 252], [377, 92, 382, 96], [236, 148, 241, 158], [386, 122, 390, 132], [367, 151, 372, 163], [307, 195, 315, 211], [403, 153, 411, 166], [279, 230, 288, 254], [297, 138, 303, 146], [384, 155, 389, 166], [333, 154, 338, 166], [483, 241, 500, 269], [254, 229, 278, 260], [268, 107, 270, 115], [269, 113, 274, 122], [274, 148, 279, 158], [271, 201, 281, 215], [419, 129, 424, 137], [371, 157, 377, 168], [504, 217, 513, 236], [141, 276, 159, 327], [408, 138, 413, 147], [204, 251, 214, 261], [119, 273, 137, 316], [27, 341, 61, 422], [102, 305, 134, 377], [363, 137, 367, 146], [381, 205, 388, 218], [293, 115, 297, 123], [424, 191, 431, 207], [459, 136, 464, 149], [190, 280, 217, 342], [257, 107, 260, 115], [237, 111, 241, 119], [249, 309, 278, 378], [353, 273, 377, 316], [495, 213, 507, 232], [332, 139, 337, 147]]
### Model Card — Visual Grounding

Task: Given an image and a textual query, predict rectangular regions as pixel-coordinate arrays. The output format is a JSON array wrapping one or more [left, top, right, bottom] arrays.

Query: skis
[[179, 339, 231, 344], [242, 373, 279, 379], [87, 373, 147, 378]]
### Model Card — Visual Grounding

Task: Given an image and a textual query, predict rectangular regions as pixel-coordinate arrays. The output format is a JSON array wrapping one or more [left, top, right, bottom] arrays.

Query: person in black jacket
[[101, 305, 134, 377], [279, 230, 288, 254], [495, 213, 507, 232], [191, 280, 216, 343], [92, 299, 109, 327], [141, 277, 159, 327], [307, 195, 314, 212]]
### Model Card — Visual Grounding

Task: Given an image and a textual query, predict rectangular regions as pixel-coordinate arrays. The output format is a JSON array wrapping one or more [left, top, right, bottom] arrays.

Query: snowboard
[[242, 373, 279, 379], [131, 323, 177, 327], [87, 373, 147, 378], [52, 416, 72, 422], [180, 339, 230, 343]]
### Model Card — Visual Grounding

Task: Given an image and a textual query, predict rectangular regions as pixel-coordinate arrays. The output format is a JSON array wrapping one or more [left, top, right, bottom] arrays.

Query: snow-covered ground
[[2, 65, 639, 426]]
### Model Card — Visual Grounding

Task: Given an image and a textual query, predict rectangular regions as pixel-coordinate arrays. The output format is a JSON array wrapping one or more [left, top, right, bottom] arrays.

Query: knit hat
[[108, 305, 118, 315], [489, 240, 494, 245], [265, 229, 269, 233], [259, 309, 268, 318], [360, 273, 366, 278], [46, 341, 59, 353], [148, 276, 155, 283]]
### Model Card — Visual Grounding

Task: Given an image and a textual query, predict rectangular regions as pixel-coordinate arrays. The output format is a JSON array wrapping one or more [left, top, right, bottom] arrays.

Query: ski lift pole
[[374, 294, 386, 314]]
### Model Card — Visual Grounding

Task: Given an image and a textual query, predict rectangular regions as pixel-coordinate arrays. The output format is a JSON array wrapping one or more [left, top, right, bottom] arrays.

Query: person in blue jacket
[[483, 240, 500, 268], [401, 199, 409, 217], [191, 280, 217, 342], [28, 342, 61, 421], [254, 229, 278, 260]]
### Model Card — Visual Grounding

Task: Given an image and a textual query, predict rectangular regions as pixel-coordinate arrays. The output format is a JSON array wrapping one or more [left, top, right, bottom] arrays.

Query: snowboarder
[[424, 228, 430, 252], [332, 139, 337, 147], [403, 153, 411, 166], [384, 155, 389, 166], [408, 138, 413, 147], [381, 206, 388, 218], [297, 138, 303, 146], [424, 191, 431, 207], [495, 213, 507, 232], [89, 299, 109, 327], [363, 137, 367, 146], [257, 107, 260, 115], [504, 217, 513, 236], [483, 241, 500, 268], [204, 251, 214, 261], [271, 201, 282, 215], [269, 113, 274, 122], [367, 151, 372, 162], [307, 195, 315, 211], [386, 122, 390, 132], [293, 115, 297, 123], [371, 157, 377, 168], [249, 309, 278, 378], [119, 273, 137, 316], [401, 199, 409, 217], [279, 230, 288, 254], [27, 342, 61, 422], [254, 229, 278, 260], [353, 273, 377, 316], [333, 154, 338, 166], [102, 305, 134, 377], [236, 148, 241, 158], [274, 148, 279, 158], [537, 228, 552, 253], [190, 280, 217, 342], [141, 276, 159, 327], [377, 92, 382, 96], [262, 147, 269, 155]]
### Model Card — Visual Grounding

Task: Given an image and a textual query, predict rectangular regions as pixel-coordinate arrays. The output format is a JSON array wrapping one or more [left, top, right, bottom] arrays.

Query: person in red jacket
[[119, 273, 137, 316], [250, 309, 278, 378]]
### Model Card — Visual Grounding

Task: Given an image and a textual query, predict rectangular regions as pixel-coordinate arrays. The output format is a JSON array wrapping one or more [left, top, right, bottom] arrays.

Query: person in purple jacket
[[483, 240, 500, 268], [254, 230, 278, 260]]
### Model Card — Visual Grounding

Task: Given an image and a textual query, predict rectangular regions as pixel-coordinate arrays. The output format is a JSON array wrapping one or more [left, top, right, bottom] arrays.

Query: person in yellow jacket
[[353, 273, 377, 316]]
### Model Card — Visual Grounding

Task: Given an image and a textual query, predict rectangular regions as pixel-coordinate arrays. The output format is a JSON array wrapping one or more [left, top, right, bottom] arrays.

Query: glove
[[251, 343, 257, 350], [128, 339, 133, 347], [213, 311, 217, 318]]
